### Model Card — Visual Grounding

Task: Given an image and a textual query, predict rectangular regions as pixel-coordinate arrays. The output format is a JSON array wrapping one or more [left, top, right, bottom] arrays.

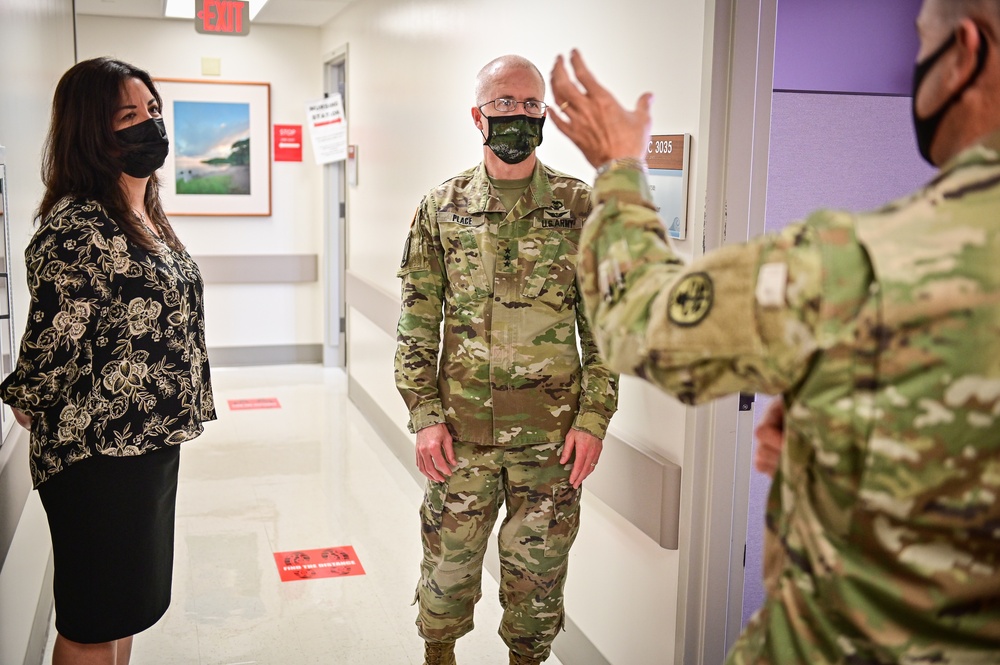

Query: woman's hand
[[12, 407, 32, 431]]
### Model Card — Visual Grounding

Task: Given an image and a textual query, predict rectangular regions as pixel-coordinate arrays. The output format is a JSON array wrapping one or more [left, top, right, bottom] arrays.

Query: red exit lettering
[[195, 0, 250, 36]]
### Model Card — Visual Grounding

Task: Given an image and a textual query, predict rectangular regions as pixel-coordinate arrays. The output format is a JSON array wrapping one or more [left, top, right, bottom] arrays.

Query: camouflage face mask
[[483, 114, 544, 164]]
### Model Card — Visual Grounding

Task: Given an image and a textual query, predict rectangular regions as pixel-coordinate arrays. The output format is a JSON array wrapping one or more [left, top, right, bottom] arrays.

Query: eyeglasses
[[479, 97, 548, 117]]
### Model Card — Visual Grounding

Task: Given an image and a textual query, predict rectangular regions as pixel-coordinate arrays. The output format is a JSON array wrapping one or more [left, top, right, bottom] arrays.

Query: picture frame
[[154, 78, 271, 216]]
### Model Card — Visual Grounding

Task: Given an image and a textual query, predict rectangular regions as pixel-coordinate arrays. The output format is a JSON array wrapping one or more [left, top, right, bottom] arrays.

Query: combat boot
[[424, 640, 457, 665], [509, 651, 542, 665]]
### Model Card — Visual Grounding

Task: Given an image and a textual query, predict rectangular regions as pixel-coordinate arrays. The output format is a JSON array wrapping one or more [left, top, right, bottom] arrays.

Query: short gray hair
[[474, 55, 545, 106], [932, 0, 1000, 26]]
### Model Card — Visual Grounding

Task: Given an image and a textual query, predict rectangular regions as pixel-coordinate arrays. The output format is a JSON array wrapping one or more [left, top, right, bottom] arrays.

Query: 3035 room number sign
[[646, 134, 691, 240]]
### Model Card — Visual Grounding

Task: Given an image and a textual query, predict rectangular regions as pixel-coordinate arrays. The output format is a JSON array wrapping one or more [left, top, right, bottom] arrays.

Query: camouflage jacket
[[578, 137, 1000, 663], [395, 160, 618, 446]]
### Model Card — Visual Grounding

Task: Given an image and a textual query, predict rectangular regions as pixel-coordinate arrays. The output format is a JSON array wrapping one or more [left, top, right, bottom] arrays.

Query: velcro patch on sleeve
[[755, 262, 788, 308]]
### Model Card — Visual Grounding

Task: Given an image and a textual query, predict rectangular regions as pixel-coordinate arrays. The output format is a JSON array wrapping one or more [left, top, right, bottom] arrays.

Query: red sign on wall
[[227, 397, 281, 410], [195, 0, 250, 36], [274, 125, 303, 162], [273, 546, 366, 582]]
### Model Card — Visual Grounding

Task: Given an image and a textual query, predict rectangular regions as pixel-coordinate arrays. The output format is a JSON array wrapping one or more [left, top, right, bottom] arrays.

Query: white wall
[[322, 2, 721, 663], [0, 2, 77, 662], [76, 15, 326, 352]]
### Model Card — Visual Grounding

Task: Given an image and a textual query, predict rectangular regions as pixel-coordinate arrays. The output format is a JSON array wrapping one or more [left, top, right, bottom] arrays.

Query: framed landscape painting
[[155, 79, 271, 216]]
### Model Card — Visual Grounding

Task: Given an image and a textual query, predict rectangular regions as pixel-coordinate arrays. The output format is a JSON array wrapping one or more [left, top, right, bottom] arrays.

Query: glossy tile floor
[[42, 365, 564, 665]]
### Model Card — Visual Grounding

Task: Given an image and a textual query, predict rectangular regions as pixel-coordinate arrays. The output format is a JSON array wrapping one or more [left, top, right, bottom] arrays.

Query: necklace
[[133, 208, 160, 238]]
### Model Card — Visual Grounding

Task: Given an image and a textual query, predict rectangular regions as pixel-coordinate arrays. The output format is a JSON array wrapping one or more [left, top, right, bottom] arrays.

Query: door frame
[[323, 46, 348, 368], [675, 1, 777, 662]]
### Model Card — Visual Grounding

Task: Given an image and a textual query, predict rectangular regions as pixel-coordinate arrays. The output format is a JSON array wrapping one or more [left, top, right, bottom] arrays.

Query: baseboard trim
[[347, 376, 610, 665], [24, 553, 52, 665], [0, 427, 31, 569], [207, 344, 323, 368]]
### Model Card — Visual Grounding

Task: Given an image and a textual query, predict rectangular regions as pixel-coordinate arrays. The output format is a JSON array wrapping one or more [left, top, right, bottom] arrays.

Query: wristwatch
[[595, 157, 647, 178]]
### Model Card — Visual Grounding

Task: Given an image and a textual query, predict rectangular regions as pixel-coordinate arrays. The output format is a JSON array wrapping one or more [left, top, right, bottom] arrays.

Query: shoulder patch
[[668, 272, 714, 326], [400, 235, 411, 268]]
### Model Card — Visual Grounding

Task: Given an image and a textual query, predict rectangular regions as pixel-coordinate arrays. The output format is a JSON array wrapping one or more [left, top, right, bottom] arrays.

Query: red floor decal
[[228, 397, 281, 410], [273, 546, 366, 582]]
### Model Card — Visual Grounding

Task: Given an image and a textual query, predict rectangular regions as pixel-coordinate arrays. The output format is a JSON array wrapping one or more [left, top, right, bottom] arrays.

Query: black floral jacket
[[0, 197, 217, 487]]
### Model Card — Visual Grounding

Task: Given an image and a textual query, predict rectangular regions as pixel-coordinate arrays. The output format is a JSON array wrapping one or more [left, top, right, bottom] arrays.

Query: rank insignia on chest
[[668, 272, 714, 326]]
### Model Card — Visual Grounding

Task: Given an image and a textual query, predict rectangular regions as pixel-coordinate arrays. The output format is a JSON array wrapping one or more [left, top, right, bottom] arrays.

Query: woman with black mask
[[0, 57, 216, 665]]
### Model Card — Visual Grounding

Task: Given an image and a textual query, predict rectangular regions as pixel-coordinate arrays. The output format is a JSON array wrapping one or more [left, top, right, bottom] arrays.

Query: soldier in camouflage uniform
[[394, 55, 619, 665], [548, 0, 1000, 660]]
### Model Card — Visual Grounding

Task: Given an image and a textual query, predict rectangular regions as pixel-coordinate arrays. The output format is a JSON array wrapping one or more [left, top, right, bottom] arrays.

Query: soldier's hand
[[753, 399, 785, 478], [562, 428, 603, 488], [549, 49, 653, 168], [415, 423, 456, 483]]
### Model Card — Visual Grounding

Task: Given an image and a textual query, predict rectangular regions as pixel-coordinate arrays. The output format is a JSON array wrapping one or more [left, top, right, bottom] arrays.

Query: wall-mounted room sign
[[274, 124, 303, 162], [645, 134, 691, 240], [195, 0, 250, 36], [305, 94, 348, 164]]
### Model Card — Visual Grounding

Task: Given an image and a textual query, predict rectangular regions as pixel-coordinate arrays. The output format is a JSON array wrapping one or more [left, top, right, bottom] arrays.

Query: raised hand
[[549, 49, 654, 168]]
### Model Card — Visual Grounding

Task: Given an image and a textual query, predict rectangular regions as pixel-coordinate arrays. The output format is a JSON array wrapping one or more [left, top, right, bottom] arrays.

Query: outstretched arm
[[550, 50, 822, 403]]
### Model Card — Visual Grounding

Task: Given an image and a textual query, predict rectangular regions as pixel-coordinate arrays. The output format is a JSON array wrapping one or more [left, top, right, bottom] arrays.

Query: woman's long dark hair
[[37, 57, 184, 253]]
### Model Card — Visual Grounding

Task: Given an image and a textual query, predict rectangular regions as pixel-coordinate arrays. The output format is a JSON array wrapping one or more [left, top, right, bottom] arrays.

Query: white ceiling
[[74, 0, 360, 27]]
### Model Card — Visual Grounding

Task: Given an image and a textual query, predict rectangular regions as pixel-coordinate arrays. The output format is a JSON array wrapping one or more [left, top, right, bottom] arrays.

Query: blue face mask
[[911, 28, 988, 165], [483, 114, 544, 165]]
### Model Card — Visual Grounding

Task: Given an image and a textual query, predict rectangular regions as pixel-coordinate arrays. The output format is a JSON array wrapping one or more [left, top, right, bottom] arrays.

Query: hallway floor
[[42, 365, 564, 665]]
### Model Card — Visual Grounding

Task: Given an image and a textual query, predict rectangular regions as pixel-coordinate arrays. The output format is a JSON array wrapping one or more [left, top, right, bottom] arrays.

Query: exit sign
[[195, 0, 250, 36]]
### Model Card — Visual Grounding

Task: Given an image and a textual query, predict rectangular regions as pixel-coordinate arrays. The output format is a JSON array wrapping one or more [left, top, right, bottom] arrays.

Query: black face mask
[[482, 114, 544, 165], [912, 28, 988, 165], [116, 117, 169, 178]]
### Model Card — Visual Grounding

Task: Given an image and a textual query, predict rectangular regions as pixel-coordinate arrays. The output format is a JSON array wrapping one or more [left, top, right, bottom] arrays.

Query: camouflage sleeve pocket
[[397, 227, 429, 277], [544, 481, 582, 557]]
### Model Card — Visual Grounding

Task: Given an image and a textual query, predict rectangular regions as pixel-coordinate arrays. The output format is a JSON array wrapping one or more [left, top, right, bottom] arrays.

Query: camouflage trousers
[[415, 440, 582, 661]]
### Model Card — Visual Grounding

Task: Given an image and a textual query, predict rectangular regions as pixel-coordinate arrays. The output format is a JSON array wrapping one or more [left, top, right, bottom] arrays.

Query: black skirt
[[37, 445, 181, 644]]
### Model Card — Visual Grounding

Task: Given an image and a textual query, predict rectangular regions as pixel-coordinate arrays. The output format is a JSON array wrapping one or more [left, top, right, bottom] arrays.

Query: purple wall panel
[[774, 0, 923, 95], [764, 91, 935, 230], [742, 91, 935, 626]]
